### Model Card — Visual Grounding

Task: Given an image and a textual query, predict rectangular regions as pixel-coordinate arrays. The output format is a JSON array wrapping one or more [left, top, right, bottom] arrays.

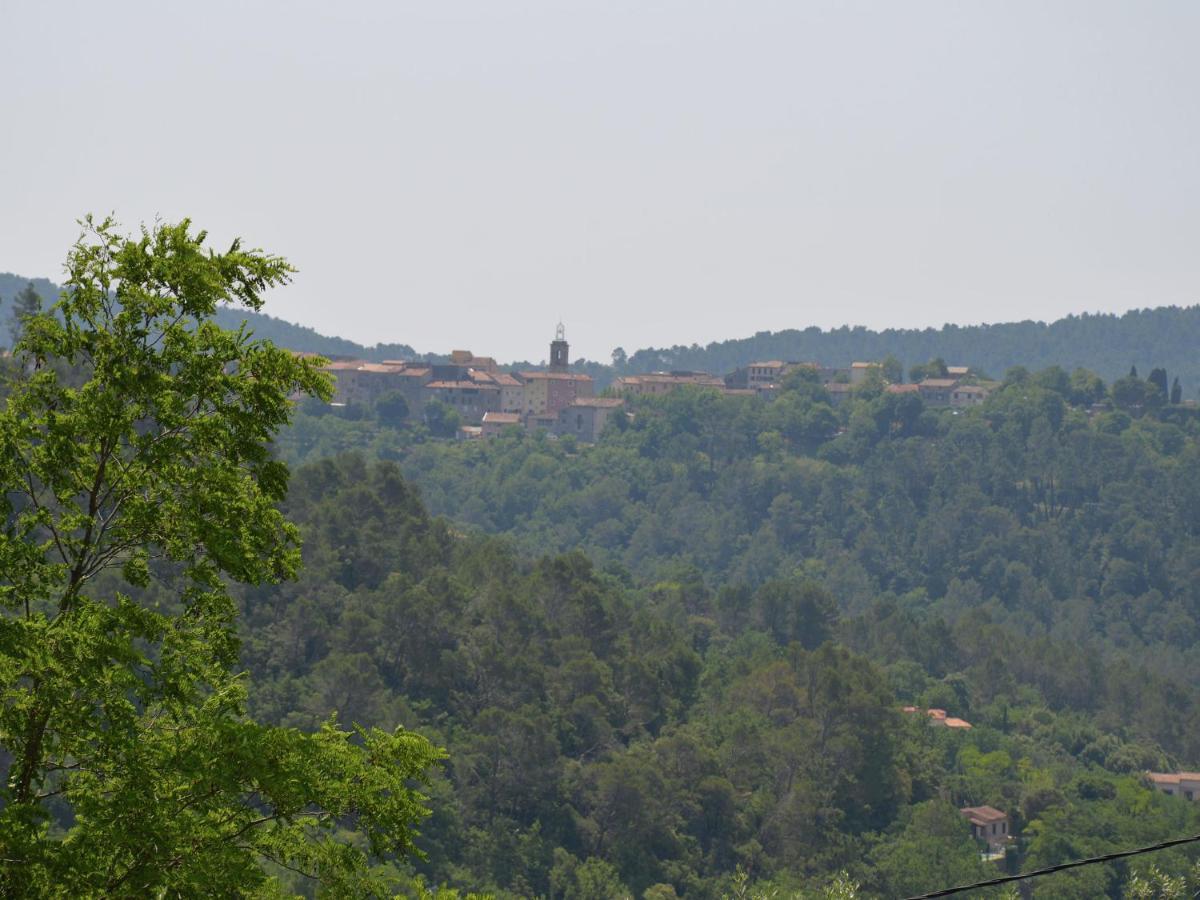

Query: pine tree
[[1148, 367, 1169, 402], [6, 281, 42, 349]]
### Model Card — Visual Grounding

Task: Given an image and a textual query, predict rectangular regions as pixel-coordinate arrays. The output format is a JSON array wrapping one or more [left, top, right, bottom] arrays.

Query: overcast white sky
[[3, 2, 1199, 363]]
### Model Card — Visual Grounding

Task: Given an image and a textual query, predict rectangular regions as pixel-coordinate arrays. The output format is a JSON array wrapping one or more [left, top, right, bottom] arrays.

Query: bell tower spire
[[549, 322, 569, 373]]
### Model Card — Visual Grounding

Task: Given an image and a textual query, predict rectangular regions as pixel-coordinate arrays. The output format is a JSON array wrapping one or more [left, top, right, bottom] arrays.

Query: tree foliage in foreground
[[0, 218, 442, 896]]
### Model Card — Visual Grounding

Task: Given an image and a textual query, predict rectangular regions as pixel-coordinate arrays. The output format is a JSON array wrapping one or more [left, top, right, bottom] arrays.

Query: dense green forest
[[254, 366, 1200, 896], [10, 256, 1200, 896], [238, 453, 1200, 898]]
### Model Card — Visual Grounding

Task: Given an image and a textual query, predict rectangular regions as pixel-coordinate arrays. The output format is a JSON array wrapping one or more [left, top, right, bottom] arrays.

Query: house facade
[[613, 372, 727, 397], [959, 806, 1010, 850], [519, 326, 593, 415], [494, 372, 526, 413], [520, 372, 594, 415], [950, 384, 990, 407], [422, 380, 501, 423], [849, 362, 881, 384], [917, 378, 960, 407], [1147, 772, 1200, 800], [554, 397, 626, 443], [481, 411, 522, 438], [321, 360, 432, 407]]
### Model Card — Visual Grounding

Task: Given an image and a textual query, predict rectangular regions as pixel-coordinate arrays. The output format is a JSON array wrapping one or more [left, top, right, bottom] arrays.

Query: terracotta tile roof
[[887, 383, 920, 394], [520, 371, 594, 382], [358, 363, 408, 374], [960, 806, 1007, 825], [920, 378, 960, 388], [425, 380, 500, 391], [492, 373, 522, 386], [1148, 772, 1200, 784], [944, 717, 973, 729], [482, 412, 521, 424], [615, 373, 723, 386], [321, 360, 430, 377], [570, 397, 625, 408]]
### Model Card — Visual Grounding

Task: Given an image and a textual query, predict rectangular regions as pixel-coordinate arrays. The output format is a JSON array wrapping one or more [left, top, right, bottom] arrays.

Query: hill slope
[[621, 306, 1200, 393], [6, 272, 1199, 391], [0, 272, 415, 359]]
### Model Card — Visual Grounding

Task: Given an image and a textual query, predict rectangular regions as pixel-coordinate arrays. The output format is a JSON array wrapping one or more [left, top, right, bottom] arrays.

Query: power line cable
[[905, 831, 1200, 898]]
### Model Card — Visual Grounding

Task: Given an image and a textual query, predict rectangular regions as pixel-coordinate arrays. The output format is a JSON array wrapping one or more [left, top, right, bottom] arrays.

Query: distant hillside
[[0, 273, 415, 360], [207, 307, 416, 360], [6, 272, 1200, 393], [0, 274, 58, 338], [619, 306, 1200, 394]]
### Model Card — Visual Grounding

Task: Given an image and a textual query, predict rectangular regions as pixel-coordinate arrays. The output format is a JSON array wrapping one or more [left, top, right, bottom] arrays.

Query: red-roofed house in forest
[[1147, 772, 1200, 801], [959, 806, 1010, 851]]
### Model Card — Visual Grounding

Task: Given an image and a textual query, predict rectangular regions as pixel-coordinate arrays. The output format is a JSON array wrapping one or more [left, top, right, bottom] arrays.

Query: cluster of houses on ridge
[[313, 325, 621, 443], [311, 326, 998, 443]]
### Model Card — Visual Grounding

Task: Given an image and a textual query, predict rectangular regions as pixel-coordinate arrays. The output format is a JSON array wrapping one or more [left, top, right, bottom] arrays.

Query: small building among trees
[[1146, 772, 1200, 800], [959, 806, 1010, 851]]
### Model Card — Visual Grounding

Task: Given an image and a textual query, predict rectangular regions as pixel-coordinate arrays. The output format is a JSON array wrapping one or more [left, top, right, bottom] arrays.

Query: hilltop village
[[314, 325, 998, 443]]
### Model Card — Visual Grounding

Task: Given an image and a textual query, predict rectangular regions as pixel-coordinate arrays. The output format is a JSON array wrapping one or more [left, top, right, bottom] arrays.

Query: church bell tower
[[549, 322, 569, 373]]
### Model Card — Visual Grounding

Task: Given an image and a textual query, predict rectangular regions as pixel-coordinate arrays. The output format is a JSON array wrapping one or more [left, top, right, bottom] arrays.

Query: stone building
[[554, 397, 626, 443]]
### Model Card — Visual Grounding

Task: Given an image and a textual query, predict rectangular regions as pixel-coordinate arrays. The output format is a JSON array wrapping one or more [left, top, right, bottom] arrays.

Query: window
[[1188, 791, 1194, 800]]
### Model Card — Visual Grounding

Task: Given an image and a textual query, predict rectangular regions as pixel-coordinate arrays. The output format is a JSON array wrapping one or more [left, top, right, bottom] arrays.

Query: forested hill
[[0, 274, 58, 340], [6, 271, 1200, 390], [0, 272, 416, 359], [253, 365, 1200, 894], [259, 374, 1200, 895], [622, 306, 1200, 390]]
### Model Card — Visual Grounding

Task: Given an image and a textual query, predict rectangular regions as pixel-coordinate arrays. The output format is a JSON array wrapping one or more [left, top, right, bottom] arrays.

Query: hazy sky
[[4, 2, 1199, 363]]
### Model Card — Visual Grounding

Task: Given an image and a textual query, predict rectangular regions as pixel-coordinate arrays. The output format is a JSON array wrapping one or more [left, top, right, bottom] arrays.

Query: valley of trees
[[7, 253, 1200, 897], [261, 363, 1200, 896]]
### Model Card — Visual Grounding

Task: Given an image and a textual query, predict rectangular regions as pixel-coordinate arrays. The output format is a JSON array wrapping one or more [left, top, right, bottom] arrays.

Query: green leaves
[[0, 218, 439, 895]]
